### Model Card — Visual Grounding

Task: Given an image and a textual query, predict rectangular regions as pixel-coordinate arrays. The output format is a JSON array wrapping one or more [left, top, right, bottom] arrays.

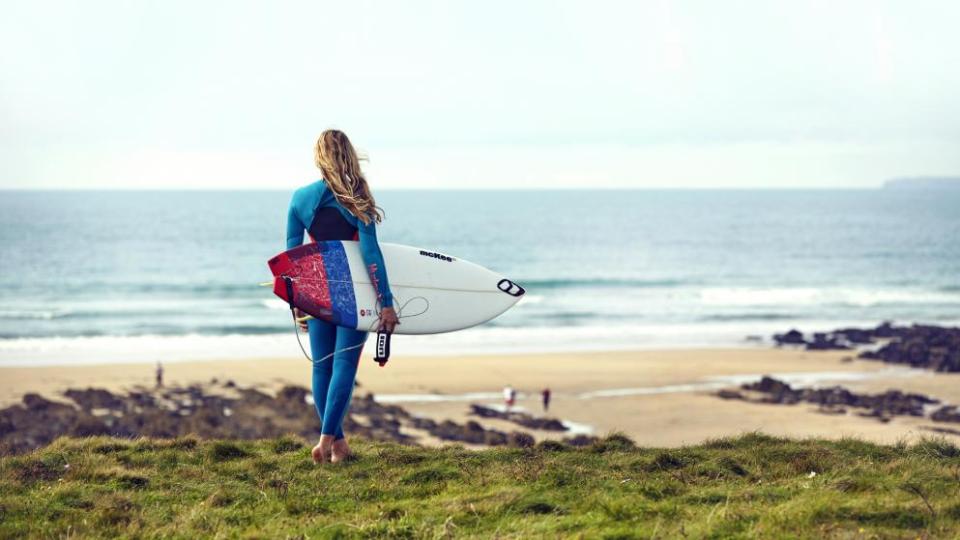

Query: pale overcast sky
[[1, 1, 958, 189]]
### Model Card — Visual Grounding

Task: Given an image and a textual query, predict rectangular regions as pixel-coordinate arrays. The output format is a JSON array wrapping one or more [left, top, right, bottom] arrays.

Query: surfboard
[[268, 241, 525, 334]]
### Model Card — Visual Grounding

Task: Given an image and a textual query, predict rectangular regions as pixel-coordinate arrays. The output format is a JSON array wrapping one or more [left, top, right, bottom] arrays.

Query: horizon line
[[0, 185, 892, 192]]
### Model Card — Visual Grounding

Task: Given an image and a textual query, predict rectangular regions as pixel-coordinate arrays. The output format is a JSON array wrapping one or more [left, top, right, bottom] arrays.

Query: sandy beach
[[3, 347, 958, 447]]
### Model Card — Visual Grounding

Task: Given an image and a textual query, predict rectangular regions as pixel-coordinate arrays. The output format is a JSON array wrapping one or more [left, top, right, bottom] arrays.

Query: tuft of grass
[[207, 441, 249, 461], [591, 432, 636, 453], [2, 433, 960, 538], [645, 451, 686, 472], [535, 439, 569, 452], [269, 435, 305, 454], [910, 437, 960, 459]]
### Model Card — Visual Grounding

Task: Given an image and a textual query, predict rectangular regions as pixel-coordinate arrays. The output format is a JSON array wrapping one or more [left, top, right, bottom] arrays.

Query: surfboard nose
[[497, 278, 525, 298]]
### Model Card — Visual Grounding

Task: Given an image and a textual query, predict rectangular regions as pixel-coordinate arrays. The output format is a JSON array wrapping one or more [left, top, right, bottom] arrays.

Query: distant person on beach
[[155, 361, 163, 388], [504, 385, 515, 411], [286, 130, 399, 465], [542, 387, 551, 412]]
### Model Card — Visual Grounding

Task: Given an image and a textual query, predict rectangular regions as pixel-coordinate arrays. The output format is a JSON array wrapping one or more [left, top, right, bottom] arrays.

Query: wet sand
[[2, 348, 958, 446]]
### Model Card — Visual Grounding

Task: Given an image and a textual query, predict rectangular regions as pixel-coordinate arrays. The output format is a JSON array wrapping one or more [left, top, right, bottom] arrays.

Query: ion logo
[[419, 250, 454, 262]]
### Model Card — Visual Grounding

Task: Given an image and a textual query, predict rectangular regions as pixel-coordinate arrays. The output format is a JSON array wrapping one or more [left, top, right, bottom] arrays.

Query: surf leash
[[279, 274, 426, 367], [284, 288, 365, 366]]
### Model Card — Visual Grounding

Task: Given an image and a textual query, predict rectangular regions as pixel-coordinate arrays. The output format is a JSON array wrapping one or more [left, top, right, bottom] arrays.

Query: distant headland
[[884, 176, 960, 189]]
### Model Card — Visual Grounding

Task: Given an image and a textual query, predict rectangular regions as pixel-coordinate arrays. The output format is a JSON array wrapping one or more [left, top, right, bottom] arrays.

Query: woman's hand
[[294, 308, 309, 332], [379, 307, 400, 334]]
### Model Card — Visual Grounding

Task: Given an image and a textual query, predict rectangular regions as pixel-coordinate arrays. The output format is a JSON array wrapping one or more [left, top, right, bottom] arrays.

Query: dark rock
[[410, 417, 437, 431], [64, 388, 124, 411], [874, 321, 896, 338], [715, 389, 744, 400], [276, 386, 308, 405], [773, 329, 805, 346], [805, 333, 851, 351], [732, 376, 941, 421], [835, 328, 874, 345], [772, 323, 960, 373], [931, 406, 960, 423], [507, 431, 536, 448], [483, 431, 508, 446], [468, 404, 568, 432], [71, 414, 110, 437], [563, 435, 599, 447], [23, 394, 59, 411]]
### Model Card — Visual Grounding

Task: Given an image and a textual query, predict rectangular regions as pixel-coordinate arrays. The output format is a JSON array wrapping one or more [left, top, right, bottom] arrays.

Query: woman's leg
[[307, 318, 338, 462], [321, 326, 367, 444]]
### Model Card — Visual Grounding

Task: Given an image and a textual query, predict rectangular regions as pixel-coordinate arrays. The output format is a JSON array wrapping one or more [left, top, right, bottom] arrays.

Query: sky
[[1, 0, 958, 189]]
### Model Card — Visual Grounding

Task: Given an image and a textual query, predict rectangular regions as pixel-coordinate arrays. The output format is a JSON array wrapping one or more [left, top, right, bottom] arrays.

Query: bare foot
[[311, 435, 335, 464], [331, 438, 352, 463]]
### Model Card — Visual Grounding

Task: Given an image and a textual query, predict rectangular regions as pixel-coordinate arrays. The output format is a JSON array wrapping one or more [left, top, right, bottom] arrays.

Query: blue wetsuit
[[286, 180, 394, 440]]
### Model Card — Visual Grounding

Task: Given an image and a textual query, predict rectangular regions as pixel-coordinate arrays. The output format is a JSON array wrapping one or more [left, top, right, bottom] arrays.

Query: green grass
[[2, 433, 960, 538]]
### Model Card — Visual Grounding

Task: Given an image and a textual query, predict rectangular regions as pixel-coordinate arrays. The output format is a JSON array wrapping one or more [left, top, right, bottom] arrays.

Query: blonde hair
[[314, 130, 382, 224]]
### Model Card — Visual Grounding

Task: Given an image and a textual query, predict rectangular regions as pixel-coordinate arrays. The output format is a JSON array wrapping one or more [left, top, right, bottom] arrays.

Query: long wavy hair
[[314, 130, 382, 225]]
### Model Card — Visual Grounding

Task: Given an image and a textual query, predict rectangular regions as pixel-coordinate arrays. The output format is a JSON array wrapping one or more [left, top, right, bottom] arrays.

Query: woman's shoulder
[[291, 180, 328, 202], [295, 179, 326, 194]]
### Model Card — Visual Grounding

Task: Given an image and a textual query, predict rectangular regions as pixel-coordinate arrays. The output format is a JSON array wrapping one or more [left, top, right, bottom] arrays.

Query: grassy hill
[[2, 433, 959, 538]]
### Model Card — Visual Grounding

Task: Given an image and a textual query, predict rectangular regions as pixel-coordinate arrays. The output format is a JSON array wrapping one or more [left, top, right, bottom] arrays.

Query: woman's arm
[[357, 220, 394, 309], [286, 192, 306, 250]]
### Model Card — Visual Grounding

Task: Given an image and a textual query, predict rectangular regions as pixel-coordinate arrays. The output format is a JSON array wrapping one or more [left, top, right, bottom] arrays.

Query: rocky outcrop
[[773, 329, 850, 350], [468, 404, 568, 431], [0, 383, 542, 454], [859, 325, 960, 372], [741, 376, 939, 417], [772, 323, 960, 372], [772, 329, 807, 346], [0, 383, 412, 454], [720, 375, 945, 424], [931, 406, 960, 423], [407, 414, 536, 447]]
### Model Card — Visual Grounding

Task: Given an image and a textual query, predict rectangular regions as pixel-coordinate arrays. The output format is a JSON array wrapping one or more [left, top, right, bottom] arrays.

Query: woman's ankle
[[331, 438, 352, 462], [318, 434, 336, 446]]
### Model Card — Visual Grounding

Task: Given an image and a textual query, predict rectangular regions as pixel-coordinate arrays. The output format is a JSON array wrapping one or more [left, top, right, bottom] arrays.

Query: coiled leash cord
[[283, 274, 428, 367], [289, 314, 365, 365]]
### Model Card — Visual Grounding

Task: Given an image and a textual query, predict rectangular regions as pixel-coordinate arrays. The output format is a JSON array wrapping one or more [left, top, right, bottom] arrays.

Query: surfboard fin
[[374, 331, 391, 367]]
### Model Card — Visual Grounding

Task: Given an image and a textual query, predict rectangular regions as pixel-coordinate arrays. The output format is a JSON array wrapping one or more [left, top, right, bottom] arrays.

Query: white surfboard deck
[[271, 241, 525, 335], [348, 242, 524, 334]]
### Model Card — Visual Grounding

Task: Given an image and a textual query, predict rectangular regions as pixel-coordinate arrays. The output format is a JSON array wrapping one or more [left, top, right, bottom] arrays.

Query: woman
[[285, 129, 400, 464]]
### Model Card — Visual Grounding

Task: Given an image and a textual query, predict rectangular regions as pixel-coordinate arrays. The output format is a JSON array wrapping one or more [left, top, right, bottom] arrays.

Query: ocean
[[1, 189, 958, 365]]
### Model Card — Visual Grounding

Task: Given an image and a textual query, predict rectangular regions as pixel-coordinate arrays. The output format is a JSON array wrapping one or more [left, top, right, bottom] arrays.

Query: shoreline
[[4, 347, 960, 447], [0, 348, 865, 404], [0, 332, 776, 368]]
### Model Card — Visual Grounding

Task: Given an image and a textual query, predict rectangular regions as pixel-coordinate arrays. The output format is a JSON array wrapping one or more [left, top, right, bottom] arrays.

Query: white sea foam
[[699, 287, 960, 307], [0, 309, 70, 320], [0, 318, 922, 366], [0, 334, 299, 366], [260, 299, 288, 310]]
